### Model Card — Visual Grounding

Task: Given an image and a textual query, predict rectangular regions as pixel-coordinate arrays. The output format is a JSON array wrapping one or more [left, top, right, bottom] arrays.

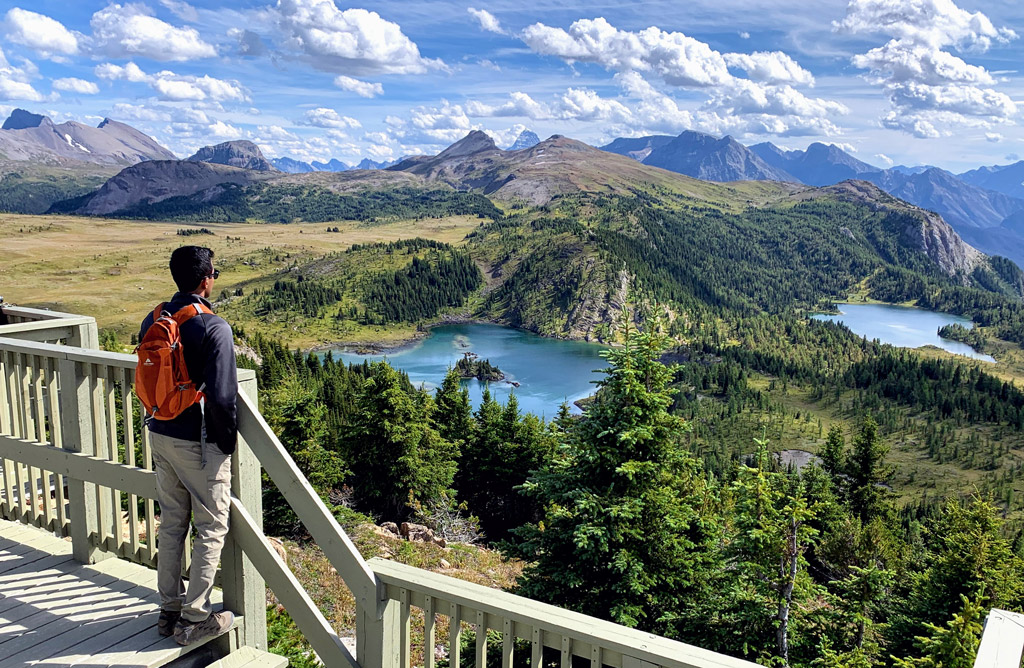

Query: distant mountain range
[[269, 156, 398, 173], [601, 129, 1024, 269]]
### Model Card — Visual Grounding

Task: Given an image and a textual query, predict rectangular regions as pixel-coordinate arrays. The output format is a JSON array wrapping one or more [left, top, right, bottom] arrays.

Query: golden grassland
[[0, 213, 483, 345]]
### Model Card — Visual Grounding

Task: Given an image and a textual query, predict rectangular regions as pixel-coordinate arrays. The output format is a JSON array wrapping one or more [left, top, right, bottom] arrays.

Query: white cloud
[[555, 87, 631, 122], [95, 62, 149, 82], [985, 132, 1002, 142], [4, 8, 80, 59], [90, 3, 216, 61], [334, 75, 383, 98], [468, 8, 504, 35], [466, 91, 549, 119], [834, 0, 1016, 51], [521, 18, 733, 87], [723, 51, 814, 86], [0, 47, 43, 101], [94, 61, 249, 103], [875, 152, 894, 165], [274, 0, 443, 75], [832, 142, 857, 153], [300, 107, 362, 129], [53, 77, 100, 95], [837, 0, 1018, 136]]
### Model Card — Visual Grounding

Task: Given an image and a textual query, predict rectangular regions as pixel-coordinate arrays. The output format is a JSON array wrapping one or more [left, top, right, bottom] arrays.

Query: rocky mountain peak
[[436, 131, 499, 159], [187, 140, 277, 171], [3, 109, 49, 130], [507, 129, 540, 151]]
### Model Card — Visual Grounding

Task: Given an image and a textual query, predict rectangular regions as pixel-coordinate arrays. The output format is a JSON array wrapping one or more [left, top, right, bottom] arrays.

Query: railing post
[[357, 596, 402, 668], [58, 358, 112, 564], [67, 320, 99, 350], [221, 370, 268, 652]]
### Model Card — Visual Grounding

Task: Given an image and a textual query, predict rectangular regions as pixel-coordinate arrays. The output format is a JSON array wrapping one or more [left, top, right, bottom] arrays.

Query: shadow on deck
[[0, 521, 239, 668]]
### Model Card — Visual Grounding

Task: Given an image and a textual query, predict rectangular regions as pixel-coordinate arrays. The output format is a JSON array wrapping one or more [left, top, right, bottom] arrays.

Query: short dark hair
[[170, 246, 215, 293]]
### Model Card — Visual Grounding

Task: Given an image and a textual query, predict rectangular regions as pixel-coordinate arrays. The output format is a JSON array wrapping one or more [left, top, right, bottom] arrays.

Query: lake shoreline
[[812, 302, 995, 363]]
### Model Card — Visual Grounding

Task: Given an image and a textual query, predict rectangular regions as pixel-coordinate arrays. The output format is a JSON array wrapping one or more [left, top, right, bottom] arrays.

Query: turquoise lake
[[811, 303, 995, 362], [330, 324, 610, 418]]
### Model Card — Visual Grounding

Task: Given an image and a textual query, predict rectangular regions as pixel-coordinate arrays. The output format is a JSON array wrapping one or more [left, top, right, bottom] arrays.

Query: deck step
[[205, 646, 288, 668]]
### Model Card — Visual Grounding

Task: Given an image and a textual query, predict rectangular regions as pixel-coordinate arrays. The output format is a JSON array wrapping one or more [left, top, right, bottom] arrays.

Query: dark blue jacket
[[139, 293, 238, 455]]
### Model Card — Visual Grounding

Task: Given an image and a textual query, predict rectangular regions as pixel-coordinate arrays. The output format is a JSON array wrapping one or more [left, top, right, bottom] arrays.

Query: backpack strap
[[152, 303, 166, 322], [171, 302, 213, 326]]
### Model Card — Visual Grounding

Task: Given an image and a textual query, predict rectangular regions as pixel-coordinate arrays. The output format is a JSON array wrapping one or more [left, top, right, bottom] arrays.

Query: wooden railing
[[9, 306, 1013, 668]]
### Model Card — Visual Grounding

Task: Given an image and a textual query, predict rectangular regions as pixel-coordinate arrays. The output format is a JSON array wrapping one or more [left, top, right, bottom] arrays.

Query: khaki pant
[[150, 431, 232, 622]]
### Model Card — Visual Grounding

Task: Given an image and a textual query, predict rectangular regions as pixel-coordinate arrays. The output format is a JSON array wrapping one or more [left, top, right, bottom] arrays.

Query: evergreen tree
[[345, 361, 457, 519], [892, 595, 984, 668], [821, 424, 845, 478], [511, 324, 720, 634], [434, 367, 474, 448], [847, 418, 892, 523]]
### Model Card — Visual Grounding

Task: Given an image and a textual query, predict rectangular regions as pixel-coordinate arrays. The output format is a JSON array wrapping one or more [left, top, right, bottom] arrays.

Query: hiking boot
[[173, 610, 234, 646], [157, 609, 180, 637]]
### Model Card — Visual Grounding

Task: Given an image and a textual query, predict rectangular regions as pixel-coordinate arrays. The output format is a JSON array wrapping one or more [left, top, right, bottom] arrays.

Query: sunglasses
[[206, 269, 220, 280]]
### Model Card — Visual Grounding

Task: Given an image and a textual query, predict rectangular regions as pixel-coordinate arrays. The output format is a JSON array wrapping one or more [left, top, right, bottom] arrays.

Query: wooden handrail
[[237, 391, 381, 612], [230, 496, 359, 668], [370, 558, 759, 668]]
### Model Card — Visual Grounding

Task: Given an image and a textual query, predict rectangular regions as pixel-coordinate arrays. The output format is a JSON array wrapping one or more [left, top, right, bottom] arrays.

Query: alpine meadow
[[2, 1, 1024, 667]]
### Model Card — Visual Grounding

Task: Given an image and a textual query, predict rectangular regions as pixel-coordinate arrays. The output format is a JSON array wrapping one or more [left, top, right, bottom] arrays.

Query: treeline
[[362, 250, 481, 324], [249, 279, 345, 318], [101, 183, 502, 223], [1, 170, 108, 214]]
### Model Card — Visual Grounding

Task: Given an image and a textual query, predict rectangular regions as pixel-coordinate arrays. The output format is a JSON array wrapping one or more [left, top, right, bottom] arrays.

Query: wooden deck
[[0, 521, 239, 668]]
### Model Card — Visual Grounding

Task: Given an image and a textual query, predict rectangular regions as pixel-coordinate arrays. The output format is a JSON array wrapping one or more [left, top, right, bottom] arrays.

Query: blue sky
[[0, 0, 1022, 171]]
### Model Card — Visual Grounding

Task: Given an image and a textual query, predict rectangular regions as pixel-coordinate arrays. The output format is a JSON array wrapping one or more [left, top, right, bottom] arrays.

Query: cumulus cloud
[[4, 8, 80, 59], [466, 91, 549, 119], [986, 132, 1002, 142], [334, 75, 383, 98], [836, 0, 1018, 136], [53, 77, 100, 95], [468, 8, 504, 35], [300, 107, 362, 129], [723, 51, 814, 86], [94, 61, 249, 103], [274, 0, 443, 75], [522, 18, 733, 88], [90, 3, 216, 61], [0, 47, 44, 101], [95, 62, 149, 82], [519, 17, 845, 137], [875, 152, 894, 165]]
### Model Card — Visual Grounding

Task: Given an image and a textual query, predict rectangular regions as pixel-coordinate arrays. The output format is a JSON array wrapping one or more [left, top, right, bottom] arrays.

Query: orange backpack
[[135, 303, 212, 420]]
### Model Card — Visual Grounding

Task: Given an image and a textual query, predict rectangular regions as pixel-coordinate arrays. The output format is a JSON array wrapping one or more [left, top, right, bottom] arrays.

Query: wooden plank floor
[[0, 520, 238, 668]]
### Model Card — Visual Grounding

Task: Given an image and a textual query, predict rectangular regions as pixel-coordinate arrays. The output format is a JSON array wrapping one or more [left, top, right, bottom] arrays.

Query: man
[[139, 246, 237, 646]]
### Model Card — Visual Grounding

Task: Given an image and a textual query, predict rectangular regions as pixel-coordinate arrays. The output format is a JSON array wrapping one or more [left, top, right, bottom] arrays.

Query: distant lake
[[328, 324, 610, 418], [812, 303, 995, 362]]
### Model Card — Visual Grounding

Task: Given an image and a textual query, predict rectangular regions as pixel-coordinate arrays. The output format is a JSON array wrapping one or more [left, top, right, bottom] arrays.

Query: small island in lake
[[455, 353, 506, 382]]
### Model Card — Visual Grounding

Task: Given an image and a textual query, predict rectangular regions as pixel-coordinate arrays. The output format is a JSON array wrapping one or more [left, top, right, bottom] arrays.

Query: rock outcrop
[[187, 140, 277, 171]]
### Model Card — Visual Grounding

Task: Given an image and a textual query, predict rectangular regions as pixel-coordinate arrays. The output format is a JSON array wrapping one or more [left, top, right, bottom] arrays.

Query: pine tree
[[821, 424, 845, 478], [511, 323, 720, 633], [345, 361, 457, 520], [435, 367, 474, 448], [892, 595, 984, 668], [847, 418, 892, 523]]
